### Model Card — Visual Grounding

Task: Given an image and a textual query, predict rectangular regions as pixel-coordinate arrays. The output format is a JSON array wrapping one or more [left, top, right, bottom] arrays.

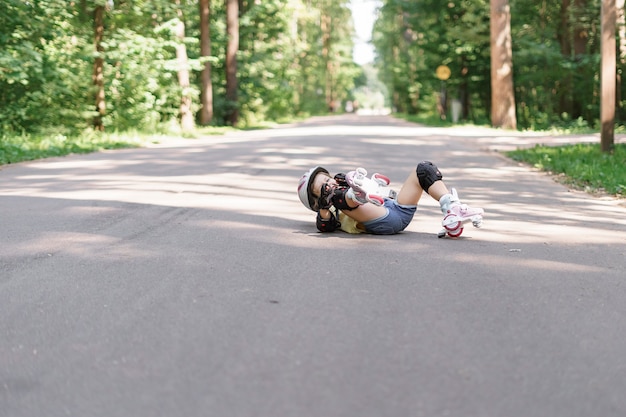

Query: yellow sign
[[436, 65, 451, 81]]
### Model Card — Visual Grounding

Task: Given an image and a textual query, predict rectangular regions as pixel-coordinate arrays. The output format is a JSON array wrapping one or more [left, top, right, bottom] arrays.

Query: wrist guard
[[316, 210, 340, 232], [330, 186, 357, 211], [317, 182, 333, 210]]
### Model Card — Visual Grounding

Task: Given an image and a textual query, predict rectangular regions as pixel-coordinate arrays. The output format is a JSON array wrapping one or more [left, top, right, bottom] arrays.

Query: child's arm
[[316, 208, 340, 232]]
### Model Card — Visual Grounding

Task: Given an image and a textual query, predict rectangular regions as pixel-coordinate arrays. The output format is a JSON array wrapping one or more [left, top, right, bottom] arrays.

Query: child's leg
[[396, 161, 447, 205], [395, 161, 484, 237]]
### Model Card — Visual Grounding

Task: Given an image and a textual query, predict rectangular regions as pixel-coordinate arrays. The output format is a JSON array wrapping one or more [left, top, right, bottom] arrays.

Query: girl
[[297, 161, 484, 237]]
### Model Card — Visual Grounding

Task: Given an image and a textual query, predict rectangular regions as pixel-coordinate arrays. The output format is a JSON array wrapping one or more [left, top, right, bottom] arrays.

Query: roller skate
[[437, 188, 484, 238], [345, 167, 397, 206]]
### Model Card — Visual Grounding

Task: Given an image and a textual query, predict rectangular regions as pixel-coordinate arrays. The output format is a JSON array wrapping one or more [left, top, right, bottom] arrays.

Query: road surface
[[1, 115, 625, 417]]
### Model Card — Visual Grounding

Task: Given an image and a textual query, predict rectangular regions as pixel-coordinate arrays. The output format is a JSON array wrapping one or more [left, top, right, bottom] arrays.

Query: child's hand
[[317, 183, 334, 210]]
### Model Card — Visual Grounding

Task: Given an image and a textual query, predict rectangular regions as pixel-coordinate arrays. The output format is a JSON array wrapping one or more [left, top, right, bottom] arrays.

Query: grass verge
[[0, 127, 237, 166], [0, 132, 146, 166], [0, 124, 266, 166], [506, 143, 626, 197]]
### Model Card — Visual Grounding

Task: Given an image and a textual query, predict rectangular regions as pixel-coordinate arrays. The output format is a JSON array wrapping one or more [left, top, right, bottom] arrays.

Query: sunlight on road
[[2, 116, 625, 253]]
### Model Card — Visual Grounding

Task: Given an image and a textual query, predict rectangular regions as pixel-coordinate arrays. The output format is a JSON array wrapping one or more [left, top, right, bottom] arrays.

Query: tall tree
[[559, 0, 574, 117], [490, 0, 516, 129], [601, 0, 616, 152], [573, 0, 590, 120], [225, 0, 239, 125], [199, 0, 213, 125], [616, 0, 626, 120], [93, 3, 106, 131], [175, 0, 195, 132], [321, 8, 334, 110]]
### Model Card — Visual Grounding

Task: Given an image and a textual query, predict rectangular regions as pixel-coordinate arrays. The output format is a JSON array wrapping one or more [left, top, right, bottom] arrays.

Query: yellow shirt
[[336, 208, 365, 234]]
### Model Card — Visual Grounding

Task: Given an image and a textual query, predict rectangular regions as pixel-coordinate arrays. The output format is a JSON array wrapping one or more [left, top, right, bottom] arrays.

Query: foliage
[[352, 65, 388, 111], [511, 0, 602, 130], [2, 0, 625, 140], [0, 132, 141, 165], [507, 143, 626, 196], [373, 0, 491, 118], [0, 0, 357, 135], [0, 0, 80, 132], [372, 0, 621, 131]]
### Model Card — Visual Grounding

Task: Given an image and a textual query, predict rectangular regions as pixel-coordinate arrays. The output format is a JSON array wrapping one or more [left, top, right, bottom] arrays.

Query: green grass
[[507, 143, 626, 197], [0, 127, 231, 166], [0, 132, 145, 165], [0, 123, 276, 166]]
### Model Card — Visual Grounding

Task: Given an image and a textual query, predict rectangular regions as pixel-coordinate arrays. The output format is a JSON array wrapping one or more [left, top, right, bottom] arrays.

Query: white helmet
[[297, 166, 329, 211]]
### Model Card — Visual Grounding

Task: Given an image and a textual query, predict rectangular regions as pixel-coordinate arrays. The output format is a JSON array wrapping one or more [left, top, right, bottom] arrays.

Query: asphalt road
[[1, 115, 625, 417]]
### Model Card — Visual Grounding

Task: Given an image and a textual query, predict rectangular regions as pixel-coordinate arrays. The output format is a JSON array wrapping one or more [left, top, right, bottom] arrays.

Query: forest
[[1, 0, 359, 135], [374, 0, 626, 132], [1, 0, 625, 137]]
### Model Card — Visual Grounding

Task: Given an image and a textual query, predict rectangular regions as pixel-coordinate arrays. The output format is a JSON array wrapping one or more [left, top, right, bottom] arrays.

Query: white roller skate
[[437, 188, 484, 238], [345, 167, 397, 206]]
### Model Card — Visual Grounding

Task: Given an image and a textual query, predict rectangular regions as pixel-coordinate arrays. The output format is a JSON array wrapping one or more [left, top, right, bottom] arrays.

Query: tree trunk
[[489, 0, 517, 129], [618, 0, 626, 59], [199, 0, 213, 125], [601, 0, 616, 152], [616, 0, 625, 120], [573, 0, 589, 55], [558, 0, 574, 117], [572, 0, 589, 119], [175, 2, 194, 132], [321, 10, 334, 111], [225, 0, 239, 126], [459, 56, 469, 120], [92, 5, 105, 131]]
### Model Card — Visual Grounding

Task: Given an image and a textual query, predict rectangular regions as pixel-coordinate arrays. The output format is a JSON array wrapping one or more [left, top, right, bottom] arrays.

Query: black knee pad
[[416, 161, 442, 192]]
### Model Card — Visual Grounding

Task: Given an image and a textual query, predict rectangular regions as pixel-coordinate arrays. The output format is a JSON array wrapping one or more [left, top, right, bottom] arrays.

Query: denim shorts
[[362, 199, 417, 235]]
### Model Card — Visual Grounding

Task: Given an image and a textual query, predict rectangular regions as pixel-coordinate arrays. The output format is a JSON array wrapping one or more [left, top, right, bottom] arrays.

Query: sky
[[349, 0, 381, 65]]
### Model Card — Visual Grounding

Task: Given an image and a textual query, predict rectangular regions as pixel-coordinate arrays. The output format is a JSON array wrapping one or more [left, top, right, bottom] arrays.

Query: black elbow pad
[[316, 211, 340, 232]]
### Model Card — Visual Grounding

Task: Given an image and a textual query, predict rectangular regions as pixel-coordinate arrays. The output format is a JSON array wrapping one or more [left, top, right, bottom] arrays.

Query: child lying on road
[[297, 161, 484, 238]]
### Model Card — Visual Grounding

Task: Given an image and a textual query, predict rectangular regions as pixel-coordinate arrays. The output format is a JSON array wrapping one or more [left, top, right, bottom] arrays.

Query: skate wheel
[[443, 214, 461, 231], [367, 194, 385, 206], [444, 222, 461, 231], [471, 215, 483, 228], [372, 173, 390, 186], [448, 227, 464, 238]]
